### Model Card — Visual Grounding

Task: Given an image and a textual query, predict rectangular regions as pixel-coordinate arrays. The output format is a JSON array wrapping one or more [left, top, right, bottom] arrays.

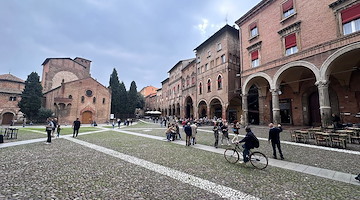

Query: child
[[57, 124, 61, 137]]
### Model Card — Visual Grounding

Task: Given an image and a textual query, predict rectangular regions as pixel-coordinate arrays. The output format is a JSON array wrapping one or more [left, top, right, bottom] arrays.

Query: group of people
[[45, 117, 81, 144], [45, 117, 61, 144], [211, 120, 285, 163]]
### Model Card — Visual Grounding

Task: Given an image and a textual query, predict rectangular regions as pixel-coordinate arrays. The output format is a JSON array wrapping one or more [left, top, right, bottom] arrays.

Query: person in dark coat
[[268, 123, 284, 160], [238, 127, 258, 163], [184, 122, 192, 146], [73, 118, 81, 137]]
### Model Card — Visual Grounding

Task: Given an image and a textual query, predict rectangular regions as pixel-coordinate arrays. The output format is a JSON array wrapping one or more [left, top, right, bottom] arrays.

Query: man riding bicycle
[[236, 127, 259, 163]]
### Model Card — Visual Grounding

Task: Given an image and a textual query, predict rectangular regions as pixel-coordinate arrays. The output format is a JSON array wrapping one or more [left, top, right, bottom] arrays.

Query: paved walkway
[[1, 124, 359, 187]]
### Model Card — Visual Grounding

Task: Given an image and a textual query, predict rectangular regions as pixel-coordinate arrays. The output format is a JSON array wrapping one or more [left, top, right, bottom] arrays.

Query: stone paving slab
[[114, 128, 360, 186]]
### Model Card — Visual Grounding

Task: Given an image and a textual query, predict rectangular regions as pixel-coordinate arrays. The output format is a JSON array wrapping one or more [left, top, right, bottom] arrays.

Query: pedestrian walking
[[221, 121, 231, 145], [45, 118, 54, 144], [231, 120, 241, 143], [184, 122, 192, 146], [268, 123, 284, 160], [51, 118, 58, 137], [190, 122, 198, 145], [56, 124, 61, 137], [213, 122, 220, 148], [117, 118, 121, 128], [164, 125, 174, 141], [73, 118, 81, 137]]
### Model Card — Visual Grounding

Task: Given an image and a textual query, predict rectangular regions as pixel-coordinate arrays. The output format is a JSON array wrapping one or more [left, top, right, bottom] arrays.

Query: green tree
[[36, 107, 53, 122], [119, 81, 128, 115], [127, 81, 138, 114], [109, 68, 121, 117], [136, 92, 145, 109], [18, 72, 43, 120]]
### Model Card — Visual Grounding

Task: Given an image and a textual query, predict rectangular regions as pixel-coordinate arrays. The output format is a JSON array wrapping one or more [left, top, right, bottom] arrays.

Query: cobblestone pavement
[[0, 122, 359, 199]]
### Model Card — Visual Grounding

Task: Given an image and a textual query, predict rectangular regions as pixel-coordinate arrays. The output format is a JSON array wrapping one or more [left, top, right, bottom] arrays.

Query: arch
[[199, 82, 203, 94], [273, 61, 320, 89], [242, 72, 272, 95], [217, 74, 223, 89], [320, 42, 360, 81], [1, 111, 15, 125], [197, 99, 208, 107], [209, 96, 224, 106]]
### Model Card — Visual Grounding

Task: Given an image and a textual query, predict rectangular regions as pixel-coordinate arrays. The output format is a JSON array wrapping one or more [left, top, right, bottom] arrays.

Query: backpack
[[252, 135, 259, 148]]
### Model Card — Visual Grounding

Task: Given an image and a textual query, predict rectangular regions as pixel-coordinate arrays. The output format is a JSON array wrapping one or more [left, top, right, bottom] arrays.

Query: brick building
[[144, 25, 241, 122], [42, 57, 111, 124], [140, 86, 158, 97], [0, 74, 25, 125], [235, 0, 360, 126]]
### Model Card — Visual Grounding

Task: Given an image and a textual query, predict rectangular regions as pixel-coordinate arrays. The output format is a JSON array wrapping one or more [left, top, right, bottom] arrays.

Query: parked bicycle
[[224, 142, 268, 170]]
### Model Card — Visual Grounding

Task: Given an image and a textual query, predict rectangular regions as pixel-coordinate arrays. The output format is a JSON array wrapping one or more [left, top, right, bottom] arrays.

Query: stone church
[[42, 57, 111, 124]]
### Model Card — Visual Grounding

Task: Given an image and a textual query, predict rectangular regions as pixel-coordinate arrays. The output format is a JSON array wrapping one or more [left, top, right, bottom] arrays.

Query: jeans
[[242, 144, 250, 162], [271, 140, 283, 158], [46, 130, 52, 143], [214, 131, 219, 147]]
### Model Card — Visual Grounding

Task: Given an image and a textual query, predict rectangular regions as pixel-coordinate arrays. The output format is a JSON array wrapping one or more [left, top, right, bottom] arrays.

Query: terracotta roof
[[0, 74, 25, 83]]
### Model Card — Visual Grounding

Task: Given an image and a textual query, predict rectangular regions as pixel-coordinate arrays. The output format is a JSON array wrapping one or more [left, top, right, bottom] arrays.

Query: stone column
[[258, 96, 267, 125], [241, 94, 248, 126], [316, 80, 332, 127], [207, 106, 211, 119], [271, 89, 281, 124], [222, 103, 228, 120]]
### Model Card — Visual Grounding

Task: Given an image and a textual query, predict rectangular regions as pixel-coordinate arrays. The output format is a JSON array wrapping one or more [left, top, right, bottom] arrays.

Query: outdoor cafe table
[[294, 130, 309, 143], [335, 129, 355, 143], [307, 127, 322, 139], [316, 132, 347, 148], [4, 127, 18, 139]]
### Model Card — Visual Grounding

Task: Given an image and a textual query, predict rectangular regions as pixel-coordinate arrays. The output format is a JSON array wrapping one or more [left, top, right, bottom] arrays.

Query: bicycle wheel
[[249, 151, 268, 170], [224, 148, 240, 164]]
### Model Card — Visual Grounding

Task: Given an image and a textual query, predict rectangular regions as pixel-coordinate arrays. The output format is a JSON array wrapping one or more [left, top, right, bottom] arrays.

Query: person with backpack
[[268, 123, 284, 160], [237, 127, 259, 163]]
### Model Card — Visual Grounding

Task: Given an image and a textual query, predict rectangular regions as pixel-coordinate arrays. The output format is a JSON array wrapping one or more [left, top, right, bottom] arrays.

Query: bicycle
[[224, 142, 268, 170]]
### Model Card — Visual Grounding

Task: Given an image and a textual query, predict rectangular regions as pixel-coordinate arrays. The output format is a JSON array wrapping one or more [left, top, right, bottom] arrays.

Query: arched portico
[[242, 73, 272, 125], [272, 61, 319, 125], [209, 97, 223, 119], [318, 42, 360, 126], [185, 96, 194, 119], [198, 100, 208, 118]]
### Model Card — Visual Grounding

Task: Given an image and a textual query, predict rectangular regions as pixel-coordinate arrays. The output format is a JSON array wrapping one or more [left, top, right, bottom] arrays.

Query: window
[[102, 98, 105, 104], [217, 75, 222, 90], [177, 84, 180, 92], [217, 43, 222, 51], [285, 33, 298, 55], [93, 97, 96, 103], [208, 50, 211, 57], [199, 83, 202, 94], [86, 90, 93, 97], [191, 77, 195, 85], [186, 78, 190, 86], [221, 55, 226, 64], [205, 63, 208, 71], [68, 95, 72, 99], [197, 56, 201, 63], [207, 79, 211, 92], [9, 96, 17, 101], [282, 0, 295, 18], [210, 60, 214, 68], [81, 96, 85, 103], [251, 50, 259, 67], [249, 22, 258, 38], [341, 3, 360, 35]]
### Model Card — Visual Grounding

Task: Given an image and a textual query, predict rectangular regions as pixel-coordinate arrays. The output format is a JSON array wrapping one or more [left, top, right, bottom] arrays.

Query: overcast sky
[[0, 0, 261, 90]]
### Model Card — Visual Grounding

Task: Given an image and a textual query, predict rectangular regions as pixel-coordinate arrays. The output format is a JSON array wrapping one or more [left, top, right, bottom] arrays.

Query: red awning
[[282, 0, 293, 12], [249, 22, 257, 30], [341, 3, 360, 24], [285, 33, 297, 49], [251, 50, 259, 61]]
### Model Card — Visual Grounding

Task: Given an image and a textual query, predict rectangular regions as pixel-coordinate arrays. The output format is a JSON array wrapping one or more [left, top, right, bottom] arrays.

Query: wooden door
[[81, 111, 93, 124]]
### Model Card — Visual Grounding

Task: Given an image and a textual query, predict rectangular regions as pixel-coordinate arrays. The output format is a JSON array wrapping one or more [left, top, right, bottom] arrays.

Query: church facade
[[42, 57, 111, 124]]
